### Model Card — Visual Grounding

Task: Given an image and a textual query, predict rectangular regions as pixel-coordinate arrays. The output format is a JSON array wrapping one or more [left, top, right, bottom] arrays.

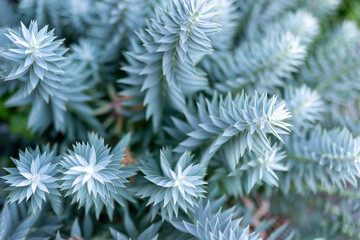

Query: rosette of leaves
[[172, 200, 260, 240], [2, 145, 61, 214], [0, 21, 100, 137], [0, 21, 68, 133], [60, 132, 135, 219], [136, 148, 206, 219], [1, 21, 66, 98]]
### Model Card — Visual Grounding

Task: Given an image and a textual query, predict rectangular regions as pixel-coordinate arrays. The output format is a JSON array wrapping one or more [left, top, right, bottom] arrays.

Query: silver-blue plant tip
[[1, 20, 66, 97], [3, 146, 61, 214], [137, 148, 206, 219], [60, 132, 135, 219]]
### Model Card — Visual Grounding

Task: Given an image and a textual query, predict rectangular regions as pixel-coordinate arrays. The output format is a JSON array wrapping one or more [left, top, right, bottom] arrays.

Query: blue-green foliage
[[210, 0, 239, 51], [0, 201, 62, 239], [0, 1, 20, 28], [234, 0, 297, 42], [58, 0, 95, 37], [68, 38, 115, 85], [91, 0, 153, 52], [296, 0, 341, 19], [0, 0, 360, 239], [18, 0, 62, 32], [262, 10, 319, 45], [300, 21, 360, 108]]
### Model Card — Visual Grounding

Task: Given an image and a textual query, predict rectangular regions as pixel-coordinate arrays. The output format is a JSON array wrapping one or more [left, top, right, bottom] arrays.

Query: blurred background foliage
[[337, 0, 360, 25]]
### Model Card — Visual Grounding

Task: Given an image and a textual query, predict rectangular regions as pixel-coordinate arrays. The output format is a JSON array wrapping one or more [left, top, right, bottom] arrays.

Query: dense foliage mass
[[0, 0, 360, 239]]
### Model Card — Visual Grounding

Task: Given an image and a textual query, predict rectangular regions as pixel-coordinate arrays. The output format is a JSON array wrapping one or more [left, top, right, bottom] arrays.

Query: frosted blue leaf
[[71, 218, 82, 239]]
